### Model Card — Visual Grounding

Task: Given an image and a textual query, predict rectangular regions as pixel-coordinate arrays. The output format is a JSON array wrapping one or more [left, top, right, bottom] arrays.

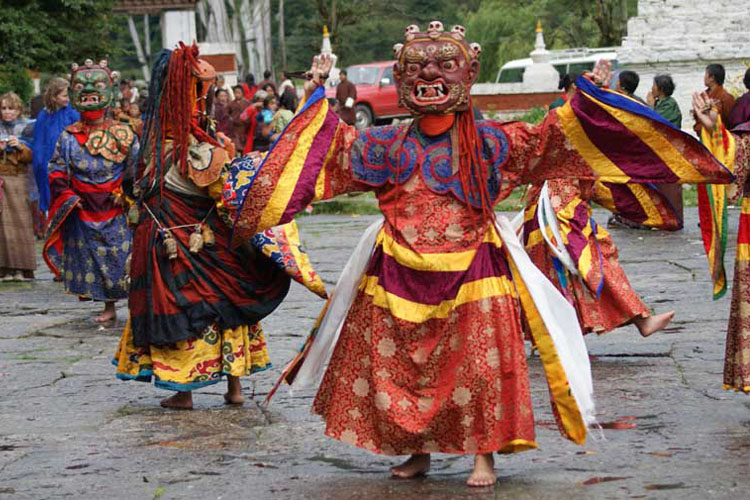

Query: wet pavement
[[1, 209, 750, 499]]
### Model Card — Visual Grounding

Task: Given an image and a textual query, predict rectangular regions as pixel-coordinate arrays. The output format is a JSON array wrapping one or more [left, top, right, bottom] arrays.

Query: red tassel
[[456, 100, 495, 225]]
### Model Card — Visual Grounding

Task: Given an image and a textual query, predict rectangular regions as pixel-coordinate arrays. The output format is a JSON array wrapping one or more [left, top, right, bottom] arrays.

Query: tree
[[462, 0, 637, 81], [274, 0, 475, 72], [0, 0, 120, 74]]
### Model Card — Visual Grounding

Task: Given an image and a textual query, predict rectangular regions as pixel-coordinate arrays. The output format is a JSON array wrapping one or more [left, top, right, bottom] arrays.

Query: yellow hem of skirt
[[723, 384, 750, 393], [496, 439, 539, 454]]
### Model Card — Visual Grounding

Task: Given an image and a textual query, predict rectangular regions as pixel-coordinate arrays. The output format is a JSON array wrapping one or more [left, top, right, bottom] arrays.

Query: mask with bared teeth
[[393, 22, 480, 116], [69, 59, 118, 115]]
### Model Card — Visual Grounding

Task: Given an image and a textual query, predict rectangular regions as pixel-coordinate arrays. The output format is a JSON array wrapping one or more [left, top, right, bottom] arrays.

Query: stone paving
[[1, 209, 750, 499]]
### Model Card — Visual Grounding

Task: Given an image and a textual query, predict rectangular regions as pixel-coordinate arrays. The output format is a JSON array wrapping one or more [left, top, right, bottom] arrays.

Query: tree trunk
[[278, 0, 287, 70]]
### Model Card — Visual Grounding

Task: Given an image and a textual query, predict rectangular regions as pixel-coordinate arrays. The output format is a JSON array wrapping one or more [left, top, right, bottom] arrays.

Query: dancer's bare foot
[[160, 391, 193, 410], [390, 454, 430, 479], [467, 453, 497, 487], [93, 301, 117, 324], [224, 375, 245, 405], [634, 311, 675, 337]]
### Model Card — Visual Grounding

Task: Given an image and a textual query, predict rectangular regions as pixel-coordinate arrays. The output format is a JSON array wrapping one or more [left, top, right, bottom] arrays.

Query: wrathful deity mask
[[69, 59, 119, 113], [393, 22, 482, 115]]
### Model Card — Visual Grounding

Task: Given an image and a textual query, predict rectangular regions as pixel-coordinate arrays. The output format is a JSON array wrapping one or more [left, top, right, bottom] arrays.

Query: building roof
[[113, 0, 198, 14]]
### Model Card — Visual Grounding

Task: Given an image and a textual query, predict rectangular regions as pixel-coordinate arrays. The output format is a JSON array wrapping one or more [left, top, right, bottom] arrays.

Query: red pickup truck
[[326, 61, 409, 128]]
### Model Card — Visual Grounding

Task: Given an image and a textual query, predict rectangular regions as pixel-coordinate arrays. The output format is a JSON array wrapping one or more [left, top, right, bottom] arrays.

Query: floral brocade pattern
[[114, 320, 270, 391], [312, 292, 536, 455], [725, 257, 750, 391]]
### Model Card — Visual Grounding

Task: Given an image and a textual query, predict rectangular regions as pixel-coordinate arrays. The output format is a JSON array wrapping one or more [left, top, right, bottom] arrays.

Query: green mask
[[70, 63, 115, 113]]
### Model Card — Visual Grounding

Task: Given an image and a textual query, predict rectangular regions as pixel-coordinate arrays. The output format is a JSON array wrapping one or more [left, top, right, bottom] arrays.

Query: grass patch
[[683, 185, 697, 207], [15, 355, 38, 361]]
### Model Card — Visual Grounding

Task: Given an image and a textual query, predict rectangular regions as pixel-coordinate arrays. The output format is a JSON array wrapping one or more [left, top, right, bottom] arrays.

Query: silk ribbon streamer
[[497, 214, 597, 433], [289, 218, 384, 391]]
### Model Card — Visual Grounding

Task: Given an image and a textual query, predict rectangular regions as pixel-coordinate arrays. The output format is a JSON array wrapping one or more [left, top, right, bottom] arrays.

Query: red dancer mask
[[393, 22, 482, 116]]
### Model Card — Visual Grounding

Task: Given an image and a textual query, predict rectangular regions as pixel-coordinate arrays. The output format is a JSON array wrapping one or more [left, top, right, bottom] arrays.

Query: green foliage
[[275, 0, 636, 82], [516, 107, 547, 125], [463, 0, 637, 81], [0, 64, 33, 103], [275, 0, 477, 72], [0, 0, 120, 74]]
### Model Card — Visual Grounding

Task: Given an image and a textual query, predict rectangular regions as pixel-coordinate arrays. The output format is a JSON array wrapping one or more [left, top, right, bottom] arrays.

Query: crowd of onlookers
[[210, 70, 300, 155]]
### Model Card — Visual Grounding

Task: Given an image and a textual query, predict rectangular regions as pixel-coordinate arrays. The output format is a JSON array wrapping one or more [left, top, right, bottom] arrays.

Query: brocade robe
[[43, 121, 138, 301]]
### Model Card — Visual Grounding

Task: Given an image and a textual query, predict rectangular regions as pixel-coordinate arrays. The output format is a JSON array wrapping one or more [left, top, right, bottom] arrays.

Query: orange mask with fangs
[[393, 22, 481, 116]]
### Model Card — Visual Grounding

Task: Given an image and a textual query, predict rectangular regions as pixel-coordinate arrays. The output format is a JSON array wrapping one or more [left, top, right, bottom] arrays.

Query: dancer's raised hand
[[588, 59, 612, 87], [303, 54, 334, 98], [692, 91, 718, 131]]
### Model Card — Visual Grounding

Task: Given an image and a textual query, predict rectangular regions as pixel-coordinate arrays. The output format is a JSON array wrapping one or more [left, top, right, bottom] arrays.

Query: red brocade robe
[[225, 81, 731, 455]]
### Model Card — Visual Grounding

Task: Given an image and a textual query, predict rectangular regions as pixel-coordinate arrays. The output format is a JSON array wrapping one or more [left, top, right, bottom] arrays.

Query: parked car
[[326, 61, 409, 128]]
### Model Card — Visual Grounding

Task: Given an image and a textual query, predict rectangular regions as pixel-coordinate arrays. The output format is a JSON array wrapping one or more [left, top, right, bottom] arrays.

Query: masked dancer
[[113, 44, 325, 410], [224, 24, 731, 486], [43, 60, 138, 324]]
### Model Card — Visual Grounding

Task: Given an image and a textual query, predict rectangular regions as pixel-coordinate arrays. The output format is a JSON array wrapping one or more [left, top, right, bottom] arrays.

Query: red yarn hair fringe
[[456, 100, 495, 225], [154, 42, 220, 196]]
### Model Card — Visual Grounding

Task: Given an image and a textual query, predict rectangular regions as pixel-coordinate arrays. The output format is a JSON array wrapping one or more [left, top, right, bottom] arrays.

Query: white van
[[495, 47, 619, 83]]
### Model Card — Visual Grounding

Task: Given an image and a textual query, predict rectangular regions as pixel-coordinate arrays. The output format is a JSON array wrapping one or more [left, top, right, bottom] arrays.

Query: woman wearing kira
[[0, 92, 36, 282]]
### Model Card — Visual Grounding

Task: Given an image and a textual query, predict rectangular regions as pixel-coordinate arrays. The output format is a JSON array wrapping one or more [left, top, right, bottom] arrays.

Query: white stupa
[[522, 21, 560, 92], [321, 25, 340, 87]]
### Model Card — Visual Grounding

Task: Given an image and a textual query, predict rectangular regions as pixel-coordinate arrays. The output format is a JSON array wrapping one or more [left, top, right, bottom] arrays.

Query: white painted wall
[[620, 0, 750, 130], [161, 10, 197, 50]]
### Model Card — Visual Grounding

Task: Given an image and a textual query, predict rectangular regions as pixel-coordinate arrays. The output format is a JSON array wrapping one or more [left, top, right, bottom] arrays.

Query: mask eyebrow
[[404, 47, 428, 64], [435, 43, 460, 60]]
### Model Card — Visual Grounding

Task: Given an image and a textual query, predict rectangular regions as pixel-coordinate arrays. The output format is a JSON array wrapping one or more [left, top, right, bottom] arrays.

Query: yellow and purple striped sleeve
[[506, 76, 734, 189], [224, 86, 362, 241]]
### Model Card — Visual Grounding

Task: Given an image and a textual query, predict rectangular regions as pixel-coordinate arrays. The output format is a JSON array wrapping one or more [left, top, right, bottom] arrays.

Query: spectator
[[115, 98, 132, 123], [29, 94, 44, 119], [648, 74, 683, 223], [260, 94, 277, 124], [128, 80, 139, 103], [694, 63, 735, 134], [228, 85, 250, 153], [335, 69, 357, 125], [119, 81, 132, 103], [31, 77, 79, 213], [127, 101, 143, 136], [278, 71, 294, 95], [549, 73, 579, 109], [240, 90, 267, 154], [262, 82, 277, 98], [648, 74, 682, 127], [213, 88, 232, 137], [215, 75, 232, 99], [241, 73, 257, 101], [616, 70, 646, 104], [0, 91, 36, 281], [258, 69, 277, 95], [253, 110, 274, 153], [272, 89, 295, 133], [729, 68, 750, 128]]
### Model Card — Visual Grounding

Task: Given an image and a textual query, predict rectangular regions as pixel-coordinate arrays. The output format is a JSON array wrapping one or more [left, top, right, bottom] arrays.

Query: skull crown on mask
[[393, 21, 482, 116]]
